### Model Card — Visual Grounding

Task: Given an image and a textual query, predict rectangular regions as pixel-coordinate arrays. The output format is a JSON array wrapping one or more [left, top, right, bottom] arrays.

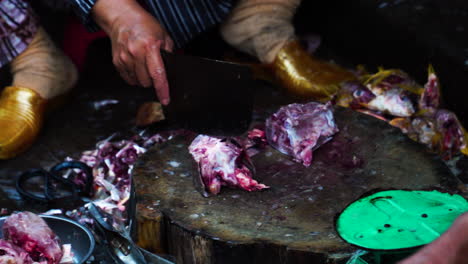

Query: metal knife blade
[[161, 51, 254, 137]]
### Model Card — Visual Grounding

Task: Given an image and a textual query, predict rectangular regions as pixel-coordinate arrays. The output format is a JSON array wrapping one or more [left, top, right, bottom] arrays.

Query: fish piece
[[189, 135, 268, 195], [366, 88, 415, 117], [434, 110, 468, 159], [0, 239, 33, 264], [3, 212, 63, 264], [362, 68, 423, 95], [397, 111, 468, 160], [335, 81, 376, 109], [336, 70, 416, 117], [359, 68, 418, 117], [265, 102, 339, 166], [408, 117, 438, 146], [388, 69, 468, 159]]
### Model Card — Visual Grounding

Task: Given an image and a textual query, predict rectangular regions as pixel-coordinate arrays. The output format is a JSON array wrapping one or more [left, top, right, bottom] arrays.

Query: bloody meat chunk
[[3, 212, 63, 264], [265, 102, 339, 166], [0, 239, 33, 264], [189, 135, 268, 195]]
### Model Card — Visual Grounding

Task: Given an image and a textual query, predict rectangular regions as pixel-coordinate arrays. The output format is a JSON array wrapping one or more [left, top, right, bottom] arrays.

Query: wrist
[[92, 0, 139, 33]]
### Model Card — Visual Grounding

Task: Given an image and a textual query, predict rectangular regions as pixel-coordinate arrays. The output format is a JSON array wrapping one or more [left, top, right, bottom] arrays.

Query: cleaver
[[161, 51, 254, 137]]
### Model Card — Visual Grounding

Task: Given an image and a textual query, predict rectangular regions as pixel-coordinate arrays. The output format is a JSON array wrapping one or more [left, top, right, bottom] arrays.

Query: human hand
[[398, 213, 468, 264], [92, 0, 174, 105]]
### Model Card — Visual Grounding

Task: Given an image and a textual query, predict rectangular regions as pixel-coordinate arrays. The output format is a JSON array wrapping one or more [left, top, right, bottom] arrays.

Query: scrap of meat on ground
[[189, 135, 268, 195], [265, 102, 339, 166], [3, 212, 63, 264], [0, 239, 33, 264]]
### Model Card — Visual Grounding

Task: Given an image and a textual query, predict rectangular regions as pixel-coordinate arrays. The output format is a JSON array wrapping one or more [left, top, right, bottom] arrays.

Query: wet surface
[[0, 41, 151, 214], [0, 41, 157, 262], [134, 106, 465, 257], [1, 1, 468, 262]]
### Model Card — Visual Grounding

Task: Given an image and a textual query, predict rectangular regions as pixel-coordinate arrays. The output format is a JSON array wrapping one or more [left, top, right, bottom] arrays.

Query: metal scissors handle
[[16, 161, 93, 208], [88, 203, 147, 264], [50, 161, 94, 196]]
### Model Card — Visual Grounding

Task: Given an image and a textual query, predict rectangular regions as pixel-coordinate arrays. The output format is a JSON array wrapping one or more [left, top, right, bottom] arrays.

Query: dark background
[[0, 2, 462, 261], [33, 0, 468, 128], [297, 0, 468, 126]]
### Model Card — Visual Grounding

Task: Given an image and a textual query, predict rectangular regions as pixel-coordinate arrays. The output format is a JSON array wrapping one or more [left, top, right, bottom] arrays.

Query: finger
[[115, 58, 136, 85], [128, 41, 152, 88], [119, 52, 138, 85], [146, 43, 170, 105], [119, 65, 137, 86], [164, 37, 175, 52], [134, 53, 152, 88]]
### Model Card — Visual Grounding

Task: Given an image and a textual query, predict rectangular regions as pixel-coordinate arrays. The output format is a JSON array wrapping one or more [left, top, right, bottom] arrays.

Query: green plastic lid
[[336, 190, 468, 251]]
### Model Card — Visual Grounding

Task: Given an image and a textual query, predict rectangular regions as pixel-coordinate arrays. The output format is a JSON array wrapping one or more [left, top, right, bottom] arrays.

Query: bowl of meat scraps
[[0, 211, 95, 264]]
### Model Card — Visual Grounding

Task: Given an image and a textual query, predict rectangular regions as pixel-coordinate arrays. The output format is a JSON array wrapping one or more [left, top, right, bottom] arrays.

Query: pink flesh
[[435, 110, 467, 160], [0, 239, 33, 264], [419, 73, 440, 111], [265, 102, 339, 167], [189, 135, 268, 195], [3, 212, 63, 264], [241, 129, 268, 157]]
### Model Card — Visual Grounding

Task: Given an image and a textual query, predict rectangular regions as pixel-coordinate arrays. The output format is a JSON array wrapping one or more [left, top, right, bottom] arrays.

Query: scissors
[[16, 161, 94, 210], [87, 203, 175, 264]]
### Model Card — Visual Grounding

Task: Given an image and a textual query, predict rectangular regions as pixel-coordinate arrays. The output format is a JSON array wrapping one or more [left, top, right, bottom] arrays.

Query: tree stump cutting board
[[133, 107, 465, 264]]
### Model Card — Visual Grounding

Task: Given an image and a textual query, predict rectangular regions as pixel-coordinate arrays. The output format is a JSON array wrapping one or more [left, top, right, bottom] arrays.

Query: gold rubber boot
[[271, 40, 356, 102], [0, 86, 46, 159], [0, 26, 77, 160]]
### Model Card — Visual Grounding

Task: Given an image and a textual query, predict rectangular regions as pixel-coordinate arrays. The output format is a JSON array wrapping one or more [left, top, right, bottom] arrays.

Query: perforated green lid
[[336, 190, 468, 251]]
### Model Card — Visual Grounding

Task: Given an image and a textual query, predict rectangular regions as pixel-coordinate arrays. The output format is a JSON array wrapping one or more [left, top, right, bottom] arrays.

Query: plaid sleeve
[[68, 0, 100, 31], [0, 0, 39, 67]]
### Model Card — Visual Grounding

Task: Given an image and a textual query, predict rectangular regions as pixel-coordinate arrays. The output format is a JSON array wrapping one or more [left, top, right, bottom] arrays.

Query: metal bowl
[[0, 215, 95, 264]]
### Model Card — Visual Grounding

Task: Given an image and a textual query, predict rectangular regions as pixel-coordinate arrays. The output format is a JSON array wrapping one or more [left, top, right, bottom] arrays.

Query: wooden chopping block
[[133, 107, 466, 264]]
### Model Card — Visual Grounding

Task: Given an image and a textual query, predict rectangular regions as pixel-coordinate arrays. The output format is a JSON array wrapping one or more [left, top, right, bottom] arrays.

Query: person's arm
[[68, 0, 100, 31], [398, 213, 468, 264], [70, 0, 173, 105]]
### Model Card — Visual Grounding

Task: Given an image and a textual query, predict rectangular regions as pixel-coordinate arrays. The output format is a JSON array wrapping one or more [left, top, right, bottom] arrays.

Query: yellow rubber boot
[[0, 27, 77, 159], [0, 86, 46, 159], [272, 40, 355, 101], [221, 0, 355, 101]]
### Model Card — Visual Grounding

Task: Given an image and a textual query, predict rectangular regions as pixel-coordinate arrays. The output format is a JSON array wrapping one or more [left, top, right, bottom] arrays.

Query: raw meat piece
[[366, 88, 415, 117], [433, 110, 468, 159], [239, 129, 268, 157], [418, 69, 440, 111], [189, 135, 268, 195], [389, 71, 468, 160], [3, 212, 63, 264], [0, 239, 32, 264], [135, 101, 165, 126], [59, 244, 73, 264], [265, 102, 339, 166], [66, 130, 186, 228]]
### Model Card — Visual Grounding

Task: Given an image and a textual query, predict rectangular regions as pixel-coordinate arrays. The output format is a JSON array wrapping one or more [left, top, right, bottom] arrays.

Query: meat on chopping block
[[189, 135, 268, 196], [265, 102, 339, 166], [134, 107, 462, 264]]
